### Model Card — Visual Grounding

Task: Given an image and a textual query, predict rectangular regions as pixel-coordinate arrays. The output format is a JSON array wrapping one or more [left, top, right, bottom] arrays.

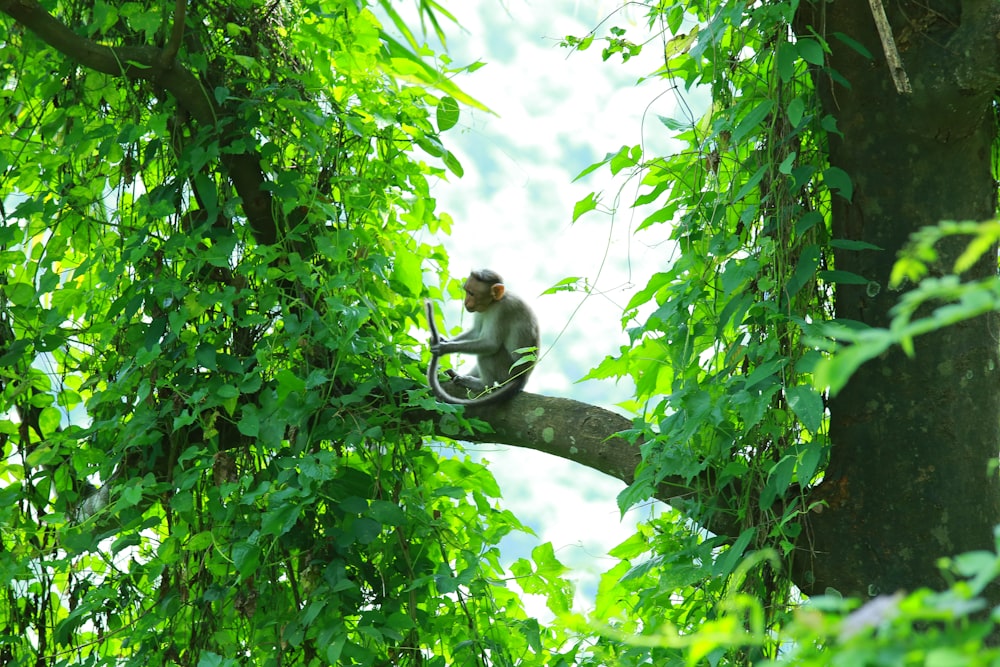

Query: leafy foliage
[[0, 1, 567, 664], [3, 0, 999, 664], [565, 517, 1000, 666], [555, 0, 1000, 661], [564, 0, 841, 652]]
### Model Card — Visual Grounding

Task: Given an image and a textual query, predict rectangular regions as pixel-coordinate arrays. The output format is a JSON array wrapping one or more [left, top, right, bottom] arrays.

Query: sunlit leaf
[[436, 95, 459, 132], [732, 100, 773, 143], [572, 192, 599, 222]]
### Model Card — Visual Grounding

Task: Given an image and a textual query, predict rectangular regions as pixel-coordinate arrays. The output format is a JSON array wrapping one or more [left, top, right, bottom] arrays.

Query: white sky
[[397, 0, 689, 609]]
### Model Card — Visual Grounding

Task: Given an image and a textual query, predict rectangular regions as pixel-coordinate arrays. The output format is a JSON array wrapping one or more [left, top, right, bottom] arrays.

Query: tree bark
[[413, 388, 743, 540], [799, 0, 1000, 598]]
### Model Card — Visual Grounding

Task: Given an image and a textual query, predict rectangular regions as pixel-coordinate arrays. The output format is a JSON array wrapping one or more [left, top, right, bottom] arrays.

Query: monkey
[[425, 269, 540, 405]]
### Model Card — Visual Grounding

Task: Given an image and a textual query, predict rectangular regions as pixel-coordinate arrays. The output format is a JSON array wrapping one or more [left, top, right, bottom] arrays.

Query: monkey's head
[[463, 269, 506, 312]]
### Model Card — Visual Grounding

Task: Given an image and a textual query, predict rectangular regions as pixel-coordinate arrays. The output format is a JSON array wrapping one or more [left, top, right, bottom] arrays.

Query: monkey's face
[[463, 278, 494, 313]]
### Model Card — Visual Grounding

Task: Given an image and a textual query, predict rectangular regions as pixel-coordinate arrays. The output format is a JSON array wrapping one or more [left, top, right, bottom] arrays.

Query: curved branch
[[160, 0, 186, 67], [412, 389, 743, 539], [0, 0, 278, 246]]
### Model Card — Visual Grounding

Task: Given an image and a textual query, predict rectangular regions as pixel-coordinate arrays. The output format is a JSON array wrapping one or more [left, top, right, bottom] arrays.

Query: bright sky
[[401, 1, 685, 609]]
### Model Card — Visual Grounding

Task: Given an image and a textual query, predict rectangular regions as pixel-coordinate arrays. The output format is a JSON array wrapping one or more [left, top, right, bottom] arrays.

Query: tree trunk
[[800, 0, 1000, 598]]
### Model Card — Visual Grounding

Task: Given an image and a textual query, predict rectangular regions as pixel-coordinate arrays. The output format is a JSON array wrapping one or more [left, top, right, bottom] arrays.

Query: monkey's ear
[[491, 283, 506, 301]]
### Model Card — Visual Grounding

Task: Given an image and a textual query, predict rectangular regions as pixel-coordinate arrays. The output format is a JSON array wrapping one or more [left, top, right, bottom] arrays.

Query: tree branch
[[412, 389, 743, 539], [0, 0, 278, 246], [160, 0, 186, 67], [866, 0, 911, 95]]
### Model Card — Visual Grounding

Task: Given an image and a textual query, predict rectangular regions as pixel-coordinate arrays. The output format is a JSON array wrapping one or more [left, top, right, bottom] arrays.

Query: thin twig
[[867, 0, 912, 94]]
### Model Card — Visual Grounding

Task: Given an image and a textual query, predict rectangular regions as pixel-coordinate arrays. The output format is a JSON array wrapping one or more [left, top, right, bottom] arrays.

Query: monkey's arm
[[448, 328, 478, 343], [430, 338, 497, 356], [435, 336, 501, 356]]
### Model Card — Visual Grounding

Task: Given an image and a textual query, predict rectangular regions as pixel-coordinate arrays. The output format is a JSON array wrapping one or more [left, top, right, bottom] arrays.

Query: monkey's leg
[[446, 368, 487, 392]]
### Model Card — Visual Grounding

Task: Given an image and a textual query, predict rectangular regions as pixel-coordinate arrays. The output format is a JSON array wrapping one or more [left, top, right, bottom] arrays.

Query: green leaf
[[26, 443, 58, 467], [111, 532, 141, 555], [541, 276, 585, 295], [833, 31, 874, 59], [574, 155, 611, 181], [380, 33, 490, 112], [744, 358, 788, 390], [787, 97, 805, 127], [617, 477, 655, 515], [818, 269, 869, 285], [198, 652, 236, 667], [61, 525, 99, 553], [796, 38, 826, 66], [609, 144, 641, 174], [436, 96, 460, 132], [392, 250, 423, 296], [713, 527, 755, 577], [326, 636, 347, 663], [216, 384, 239, 399], [0, 339, 30, 366], [186, 531, 214, 552], [953, 223, 1000, 272], [532, 542, 568, 578], [798, 442, 825, 484], [262, 502, 302, 538], [813, 336, 893, 395], [38, 406, 62, 437], [122, 483, 143, 507], [732, 100, 773, 144], [733, 165, 766, 202], [196, 343, 218, 370], [778, 152, 796, 175], [785, 384, 824, 433], [368, 500, 406, 525], [275, 369, 306, 402], [232, 541, 260, 580], [830, 239, 883, 251], [236, 405, 266, 444], [823, 166, 853, 200], [795, 211, 824, 236], [761, 456, 796, 509], [351, 517, 381, 545], [572, 192, 599, 222], [777, 42, 798, 82], [442, 149, 464, 177], [5, 281, 36, 307]]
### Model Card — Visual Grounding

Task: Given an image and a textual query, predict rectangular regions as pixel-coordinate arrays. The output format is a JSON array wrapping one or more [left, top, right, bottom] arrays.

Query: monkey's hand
[[449, 372, 486, 392], [429, 337, 451, 356]]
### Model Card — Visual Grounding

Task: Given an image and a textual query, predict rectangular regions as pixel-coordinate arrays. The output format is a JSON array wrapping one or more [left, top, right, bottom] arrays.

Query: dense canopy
[[1, 0, 999, 665]]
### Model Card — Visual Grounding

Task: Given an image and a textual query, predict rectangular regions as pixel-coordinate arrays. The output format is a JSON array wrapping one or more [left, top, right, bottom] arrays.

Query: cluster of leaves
[[557, 0, 1000, 663], [561, 26, 643, 63], [553, 513, 1000, 666], [4, 0, 998, 663], [578, 0, 840, 500], [563, 0, 862, 656], [0, 0, 573, 664]]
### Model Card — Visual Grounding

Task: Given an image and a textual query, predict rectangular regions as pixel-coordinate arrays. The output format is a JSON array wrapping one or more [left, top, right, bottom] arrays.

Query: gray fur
[[425, 274, 539, 405]]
